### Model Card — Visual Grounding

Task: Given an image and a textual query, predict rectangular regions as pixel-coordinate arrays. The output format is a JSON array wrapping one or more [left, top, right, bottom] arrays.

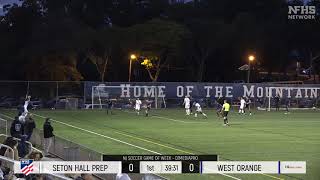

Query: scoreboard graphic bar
[[103, 155, 218, 173], [14, 156, 306, 175]]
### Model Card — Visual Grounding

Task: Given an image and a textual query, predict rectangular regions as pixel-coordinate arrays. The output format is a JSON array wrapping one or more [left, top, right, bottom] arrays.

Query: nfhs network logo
[[288, 6, 316, 20]]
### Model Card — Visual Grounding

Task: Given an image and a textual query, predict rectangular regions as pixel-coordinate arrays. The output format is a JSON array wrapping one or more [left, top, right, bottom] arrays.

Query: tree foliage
[[0, 0, 319, 82]]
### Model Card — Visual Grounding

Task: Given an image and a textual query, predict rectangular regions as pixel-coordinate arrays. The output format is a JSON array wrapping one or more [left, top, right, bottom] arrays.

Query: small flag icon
[[20, 159, 34, 175]]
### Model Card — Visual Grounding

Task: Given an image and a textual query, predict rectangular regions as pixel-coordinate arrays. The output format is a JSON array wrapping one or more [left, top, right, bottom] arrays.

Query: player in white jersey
[[24, 96, 31, 115], [183, 96, 191, 115], [135, 98, 142, 115], [239, 97, 246, 114], [18, 112, 28, 123], [194, 102, 207, 118]]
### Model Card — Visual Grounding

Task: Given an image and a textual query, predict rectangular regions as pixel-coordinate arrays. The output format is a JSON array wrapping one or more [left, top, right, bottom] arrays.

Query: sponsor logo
[[20, 159, 34, 175], [288, 6, 316, 20]]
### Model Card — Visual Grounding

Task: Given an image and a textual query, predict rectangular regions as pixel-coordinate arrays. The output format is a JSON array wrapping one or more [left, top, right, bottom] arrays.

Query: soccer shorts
[[223, 111, 229, 117]]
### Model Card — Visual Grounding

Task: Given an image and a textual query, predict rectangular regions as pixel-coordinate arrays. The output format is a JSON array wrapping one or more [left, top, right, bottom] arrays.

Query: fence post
[[56, 82, 59, 108]]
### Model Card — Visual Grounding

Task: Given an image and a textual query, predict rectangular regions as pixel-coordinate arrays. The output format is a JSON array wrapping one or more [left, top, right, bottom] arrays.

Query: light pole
[[247, 55, 255, 83], [129, 54, 137, 82]]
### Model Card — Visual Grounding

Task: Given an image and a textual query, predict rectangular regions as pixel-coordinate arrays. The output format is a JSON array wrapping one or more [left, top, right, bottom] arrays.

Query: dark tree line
[[0, 0, 319, 82]]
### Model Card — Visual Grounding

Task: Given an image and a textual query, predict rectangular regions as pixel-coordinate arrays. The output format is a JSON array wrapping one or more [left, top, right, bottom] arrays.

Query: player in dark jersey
[[106, 99, 113, 115], [274, 95, 280, 111], [216, 102, 223, 117], [145, 100, 152, 117], [215, 97, 223, 117], [285, 98, 290, 114], [246, 97, 252, 115]]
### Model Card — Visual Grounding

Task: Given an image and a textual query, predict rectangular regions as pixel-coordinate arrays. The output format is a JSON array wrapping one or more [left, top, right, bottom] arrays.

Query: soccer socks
[[239, 109, 245, 114], [186, 109, 190, 115], [224, 117, 229, 125]]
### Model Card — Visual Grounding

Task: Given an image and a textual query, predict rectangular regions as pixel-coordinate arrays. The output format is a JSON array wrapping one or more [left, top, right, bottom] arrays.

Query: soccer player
[[222, 100, 230, 126], [183, 96, 191, 115], [194, 102, 207, 118], [106, 99, 113, 115], [145, 100, 152, 117], [18, 112, 28, 123], [24, 96, 31, 115], [246, 97, 252, 115], [285, 98, 290, 114], [239, 97, 246, 114], [135, 98, 142, 115], [274, 95, 280, 111], [215, 97, 223, 117]]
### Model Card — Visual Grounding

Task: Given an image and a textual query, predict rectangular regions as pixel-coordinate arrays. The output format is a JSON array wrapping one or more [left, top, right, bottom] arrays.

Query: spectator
[[10, 116, 24, 138], [77, 174, 94, 180], [17, 135, 30, 158], [43, 118, 54, 157], [28, 151, 43, 161], [4, 138, 19, 160], [0, 137, 13, 156], [116, 173, 131, 180], [25, 115, 36, 141], [0, 161, 4, 180]]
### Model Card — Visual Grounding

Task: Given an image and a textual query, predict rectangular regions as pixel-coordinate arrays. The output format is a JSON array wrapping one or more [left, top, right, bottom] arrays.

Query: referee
[[222, 100, 231, 126]]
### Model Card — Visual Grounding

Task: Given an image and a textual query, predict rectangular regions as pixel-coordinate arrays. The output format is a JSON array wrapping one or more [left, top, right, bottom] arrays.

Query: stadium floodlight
[[248, 55, 255, 62], [129, 54, 137, 82], [247, 55, 255, 83]]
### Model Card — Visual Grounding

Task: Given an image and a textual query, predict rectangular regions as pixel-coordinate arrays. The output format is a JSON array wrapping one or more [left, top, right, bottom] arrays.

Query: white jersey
[[18, 113, 27, 123], [240, 99, 246, 109], [195, 103, 202, 112], [135, 100, 142, 110], [184, 97, 190, 109], [24, 100, 29, 113]]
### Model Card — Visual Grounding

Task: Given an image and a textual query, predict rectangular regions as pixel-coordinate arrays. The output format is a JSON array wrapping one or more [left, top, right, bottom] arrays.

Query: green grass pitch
[[1, 108, 320, 180]]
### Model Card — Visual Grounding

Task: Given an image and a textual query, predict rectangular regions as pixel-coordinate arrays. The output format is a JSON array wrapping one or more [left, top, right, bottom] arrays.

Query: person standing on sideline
[[43, 118, 54, 157], [25, 115, 36, 141], [222, 100, 231, 126], [10, 116, 24, 138]]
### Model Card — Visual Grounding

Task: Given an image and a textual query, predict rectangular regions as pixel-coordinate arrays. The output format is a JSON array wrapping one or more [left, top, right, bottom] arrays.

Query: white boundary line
[[0, 113, 161, 155], [152, 115, 209, 124], [123, 110, 209, 124], [0, 112, 241, 180]]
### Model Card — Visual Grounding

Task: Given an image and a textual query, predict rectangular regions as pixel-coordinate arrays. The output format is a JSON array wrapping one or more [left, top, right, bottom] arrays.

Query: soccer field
[[1, 108, 320, 180]]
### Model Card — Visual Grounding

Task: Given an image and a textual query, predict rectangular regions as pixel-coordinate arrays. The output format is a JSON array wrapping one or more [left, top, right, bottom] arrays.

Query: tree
[[25, 53, 83, 81], [128, 19, 189, 81], [85, 28, 123, 82]]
